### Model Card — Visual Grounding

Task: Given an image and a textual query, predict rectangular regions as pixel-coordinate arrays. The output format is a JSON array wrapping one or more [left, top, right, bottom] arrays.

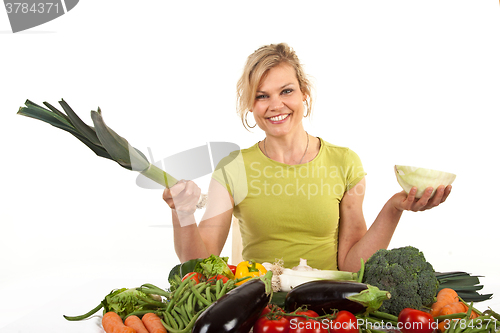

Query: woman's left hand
[[392, 185, 452, 212]]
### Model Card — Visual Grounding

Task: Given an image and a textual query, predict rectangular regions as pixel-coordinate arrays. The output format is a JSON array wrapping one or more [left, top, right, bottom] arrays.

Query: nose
[[269, 94, 284, 111]]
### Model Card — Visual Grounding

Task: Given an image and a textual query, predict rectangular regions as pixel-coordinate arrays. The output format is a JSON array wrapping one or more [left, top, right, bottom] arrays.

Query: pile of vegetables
[[63, 251, 499, 333]]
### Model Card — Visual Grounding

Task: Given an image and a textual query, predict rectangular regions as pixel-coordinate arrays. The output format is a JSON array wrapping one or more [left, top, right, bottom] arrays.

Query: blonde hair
[[236, 43, 314, 130]]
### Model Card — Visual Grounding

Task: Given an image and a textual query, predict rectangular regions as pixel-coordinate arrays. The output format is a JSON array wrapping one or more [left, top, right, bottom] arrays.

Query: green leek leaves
[[17, 99, 178, 188]]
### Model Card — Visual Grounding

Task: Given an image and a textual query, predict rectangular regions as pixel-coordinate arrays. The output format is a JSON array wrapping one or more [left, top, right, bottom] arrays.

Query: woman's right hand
[[162, 180, 201, 217]]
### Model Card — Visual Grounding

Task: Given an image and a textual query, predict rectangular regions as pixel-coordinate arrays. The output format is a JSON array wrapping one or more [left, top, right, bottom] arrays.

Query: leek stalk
[[17, 99, 206, 208]]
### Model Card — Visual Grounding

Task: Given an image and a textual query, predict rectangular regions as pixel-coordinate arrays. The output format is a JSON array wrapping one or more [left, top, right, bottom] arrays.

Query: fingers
[[409, 185, 452, 211], [442, 185, 452, 202], [406, 187, 417, 204], [163, 180, 201, 213]]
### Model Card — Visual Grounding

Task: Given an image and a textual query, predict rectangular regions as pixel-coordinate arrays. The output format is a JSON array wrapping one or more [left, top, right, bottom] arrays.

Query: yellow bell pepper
[[234, 260, 267, 285]]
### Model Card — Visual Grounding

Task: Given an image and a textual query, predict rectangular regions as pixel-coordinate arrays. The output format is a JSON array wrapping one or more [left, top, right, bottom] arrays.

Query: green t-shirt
[[212, 137, 366, 270]]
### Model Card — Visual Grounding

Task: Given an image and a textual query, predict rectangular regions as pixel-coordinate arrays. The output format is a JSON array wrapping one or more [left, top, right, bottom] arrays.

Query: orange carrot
[[142, 312, 167, 333], [102, 312, 136, 333], [431, 288, 460, 317], [437, 320, 448, 333], [124, 315, 149, 333], [439, 302, 468, 316]]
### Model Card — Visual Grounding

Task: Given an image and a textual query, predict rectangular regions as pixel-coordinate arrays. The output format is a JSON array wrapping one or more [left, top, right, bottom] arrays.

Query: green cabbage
[[395, 165, 456, 198]]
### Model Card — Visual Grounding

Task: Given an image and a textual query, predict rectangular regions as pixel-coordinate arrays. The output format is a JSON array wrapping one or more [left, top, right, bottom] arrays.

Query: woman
[[163, 43, 451, 272]]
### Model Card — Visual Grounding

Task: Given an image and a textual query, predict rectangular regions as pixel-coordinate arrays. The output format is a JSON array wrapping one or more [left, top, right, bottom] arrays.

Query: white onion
[[394, 165, 456, 198]]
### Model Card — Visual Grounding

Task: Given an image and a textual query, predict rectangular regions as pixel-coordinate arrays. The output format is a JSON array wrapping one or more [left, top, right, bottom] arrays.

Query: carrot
[[102, 312, 136, 333], [431, 288, 459, 317], [124, 315, 149, 333], [142, 312, 167, 333], [439, 302, 468, 316], [438, 320, 451, 333]]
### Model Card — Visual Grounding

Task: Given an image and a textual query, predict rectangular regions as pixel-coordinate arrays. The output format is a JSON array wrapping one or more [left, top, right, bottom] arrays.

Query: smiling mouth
[[268, 114, 290, 122]]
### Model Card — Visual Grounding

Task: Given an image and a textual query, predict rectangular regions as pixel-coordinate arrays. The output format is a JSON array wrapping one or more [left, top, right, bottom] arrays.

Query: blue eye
[[282, 89, 293, 95], [256, 94, 267, 100]]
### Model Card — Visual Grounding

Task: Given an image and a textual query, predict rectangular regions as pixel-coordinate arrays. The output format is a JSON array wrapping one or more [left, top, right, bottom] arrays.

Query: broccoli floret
[[362, 246, 439, 316]]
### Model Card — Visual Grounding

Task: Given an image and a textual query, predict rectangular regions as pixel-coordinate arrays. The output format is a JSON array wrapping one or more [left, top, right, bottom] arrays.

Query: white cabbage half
[[394, 165, 456, 198]]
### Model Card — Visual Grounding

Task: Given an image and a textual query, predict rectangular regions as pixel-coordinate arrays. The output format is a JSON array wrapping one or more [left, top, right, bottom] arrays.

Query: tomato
[[253, 315, 290, 333], [288, 318, 328, 333], [260, 304, 274, 317], [181, 272, 204, 284], [207, 274, 229, 284], [287, 310, 319, 323], [228, 264, 237, 275], [398, 308, 435, 333], [329, 311, 358, 333]]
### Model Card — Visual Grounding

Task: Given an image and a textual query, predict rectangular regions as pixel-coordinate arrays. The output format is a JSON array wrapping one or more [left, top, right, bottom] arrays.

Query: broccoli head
[[362, 246, 439, 316]]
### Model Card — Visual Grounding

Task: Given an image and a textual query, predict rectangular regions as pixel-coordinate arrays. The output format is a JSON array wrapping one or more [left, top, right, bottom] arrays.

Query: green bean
[[161, 310, 203, 333], [171, 308, 185, 330], [164, 311, 179, 330], [63, 303, 103, 321], [234, 276, 251, 284], [190, 283, 212, 307], [175, 304, 190, 327], [195, 282, 208, 292], [184, 301, 194, 321], [139, 288, 170, 298], [139, 284, 171, 298], [196, 298, 204, 311], [166, 278, 192, 312], [370, 311, 399, 323], [192, 288, 198, 312], [181, 305, 191, 327], [215, 278, 222, 296], [449, 318, 461, 333], [176, 284, 193, 305], [454, 320, 468, 333], [206, 286, 212, 303], [217, 280, 230, 299], [186, 292, 194, 316], [141, 283, 166, 290], [436, 313, 468, 321]]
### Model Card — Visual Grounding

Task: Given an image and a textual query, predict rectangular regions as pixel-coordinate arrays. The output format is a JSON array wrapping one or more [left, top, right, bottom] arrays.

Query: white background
[[1, 1, 499, 331]]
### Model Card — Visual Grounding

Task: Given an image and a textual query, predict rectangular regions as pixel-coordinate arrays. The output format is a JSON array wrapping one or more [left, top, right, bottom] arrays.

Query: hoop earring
[[244, 112, 256, 129], [303, 101, 310, 118]]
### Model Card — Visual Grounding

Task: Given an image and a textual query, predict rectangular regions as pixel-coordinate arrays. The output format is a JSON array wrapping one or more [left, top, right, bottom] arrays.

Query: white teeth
[[269, 114, 288, 121]]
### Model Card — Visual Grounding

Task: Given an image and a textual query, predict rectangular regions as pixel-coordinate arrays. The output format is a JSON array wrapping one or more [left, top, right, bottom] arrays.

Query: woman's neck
[[260, 130, 318, 165]]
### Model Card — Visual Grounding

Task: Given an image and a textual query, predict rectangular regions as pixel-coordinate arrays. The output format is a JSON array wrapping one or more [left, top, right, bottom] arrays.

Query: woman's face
[[251, 63, 307, 138]]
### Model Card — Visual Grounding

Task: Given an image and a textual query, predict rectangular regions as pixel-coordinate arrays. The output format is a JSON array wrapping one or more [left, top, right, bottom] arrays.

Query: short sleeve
[[344, 149, 366, 191], [211, 150, 248, 206]]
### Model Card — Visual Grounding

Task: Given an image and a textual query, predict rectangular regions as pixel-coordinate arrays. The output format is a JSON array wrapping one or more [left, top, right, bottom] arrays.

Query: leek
[[17, 99, 207, 208], [279, 269, 357, 292]]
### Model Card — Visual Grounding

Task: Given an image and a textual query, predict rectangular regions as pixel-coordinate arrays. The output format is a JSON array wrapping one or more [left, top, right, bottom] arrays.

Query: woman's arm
[[337, 177, 451, 272], [164, 178, 234, 262]]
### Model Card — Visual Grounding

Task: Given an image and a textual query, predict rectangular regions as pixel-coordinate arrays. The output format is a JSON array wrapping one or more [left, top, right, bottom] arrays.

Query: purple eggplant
[[192, 271, 272, 333], [284, 280, 390, 315]]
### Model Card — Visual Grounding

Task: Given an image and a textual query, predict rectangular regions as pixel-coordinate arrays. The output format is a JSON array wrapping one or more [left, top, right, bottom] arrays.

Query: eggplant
[[192, 272, 272, 333], [284, 280, 390, 315]]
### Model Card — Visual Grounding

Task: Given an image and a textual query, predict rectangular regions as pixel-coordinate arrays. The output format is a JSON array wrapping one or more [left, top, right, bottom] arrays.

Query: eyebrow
[[256, 83, 294, 94]]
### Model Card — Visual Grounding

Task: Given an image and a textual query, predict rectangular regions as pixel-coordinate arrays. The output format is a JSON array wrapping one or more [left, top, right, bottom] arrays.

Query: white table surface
[[0, 278, 168, 333]]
